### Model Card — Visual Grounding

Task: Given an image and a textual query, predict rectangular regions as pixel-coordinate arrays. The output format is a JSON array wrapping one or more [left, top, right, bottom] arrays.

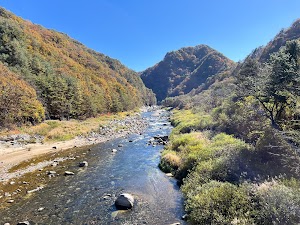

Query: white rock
[[166, 173, 174, 177], [17, 222, 30, 225], [64, 171, 75, 176]]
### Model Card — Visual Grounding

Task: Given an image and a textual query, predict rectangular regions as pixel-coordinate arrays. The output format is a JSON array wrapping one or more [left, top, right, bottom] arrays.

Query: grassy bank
[[160, 109, 300, 224], [0, 110, 136, 143]]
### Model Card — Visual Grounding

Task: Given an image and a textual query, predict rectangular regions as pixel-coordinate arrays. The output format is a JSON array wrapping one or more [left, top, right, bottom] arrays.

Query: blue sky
[[0, 0, 299, 71]]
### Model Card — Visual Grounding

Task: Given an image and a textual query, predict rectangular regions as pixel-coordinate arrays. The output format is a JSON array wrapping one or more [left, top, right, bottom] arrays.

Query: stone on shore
[[47, 171, 56, 175], [27, 186, 44, 194], [17, 222, 30, 225], [115, 193, 134, 210]]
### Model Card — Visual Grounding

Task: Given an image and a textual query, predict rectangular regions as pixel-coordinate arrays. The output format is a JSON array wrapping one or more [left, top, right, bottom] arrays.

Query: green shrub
[[183, 181, 254, 225], [161, 132, 252, 182], [253, 127, 298, 178], [171, 110, 213, 135], [252, 181, 300, 224]]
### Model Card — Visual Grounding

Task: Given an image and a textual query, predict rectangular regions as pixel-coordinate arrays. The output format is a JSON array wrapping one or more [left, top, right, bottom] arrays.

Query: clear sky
[[0, 0, 299, 71]]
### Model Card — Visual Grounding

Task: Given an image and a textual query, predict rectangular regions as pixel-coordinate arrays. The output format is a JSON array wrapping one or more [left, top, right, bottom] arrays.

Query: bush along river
[[0, 109, 186, 225]]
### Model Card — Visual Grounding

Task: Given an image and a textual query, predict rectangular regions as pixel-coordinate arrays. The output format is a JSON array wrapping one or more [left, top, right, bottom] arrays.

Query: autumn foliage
[[0, 63, 44, 126], [0, 8, 155, 126]]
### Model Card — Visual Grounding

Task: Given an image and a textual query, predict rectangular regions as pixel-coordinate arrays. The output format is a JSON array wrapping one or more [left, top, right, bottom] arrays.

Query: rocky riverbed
[[0, 108, 185, 225]]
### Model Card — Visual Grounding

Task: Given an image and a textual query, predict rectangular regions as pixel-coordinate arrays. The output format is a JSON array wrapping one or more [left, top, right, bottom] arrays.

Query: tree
[[261, 41, 300, 128], [236, 40, 300, 129], [236, 58, 265, 98]]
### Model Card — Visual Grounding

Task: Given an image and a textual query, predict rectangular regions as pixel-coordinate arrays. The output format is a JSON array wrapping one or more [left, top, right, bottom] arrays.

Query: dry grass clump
[[0, 111, 134, 142]]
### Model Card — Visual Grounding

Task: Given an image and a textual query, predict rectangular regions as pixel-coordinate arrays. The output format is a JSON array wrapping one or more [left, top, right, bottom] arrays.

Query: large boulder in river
[[115, 193, 134, 210]]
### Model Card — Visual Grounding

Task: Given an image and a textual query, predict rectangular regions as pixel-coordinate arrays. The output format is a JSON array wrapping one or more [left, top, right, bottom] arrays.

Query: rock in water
[[115, 193, 134, 210], [64, 171, 75, 176], [166, 173, 174, 177], [79, 161, 88, 167], [181, 214, 188, 220]]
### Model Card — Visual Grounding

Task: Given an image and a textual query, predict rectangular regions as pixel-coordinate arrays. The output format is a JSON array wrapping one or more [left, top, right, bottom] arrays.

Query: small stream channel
[[0, 109, 186, 225]]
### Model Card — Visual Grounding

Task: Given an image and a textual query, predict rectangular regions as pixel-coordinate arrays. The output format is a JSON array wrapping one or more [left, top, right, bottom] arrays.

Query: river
[[0, 109, 185, 225]]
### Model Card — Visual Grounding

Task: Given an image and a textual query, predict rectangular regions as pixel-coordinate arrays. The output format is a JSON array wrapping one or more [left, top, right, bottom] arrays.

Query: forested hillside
[[0, 8, 155, 127], [140, 45, 234, 102], [160, 20, 300, 224], [0, 63, 44, 126]]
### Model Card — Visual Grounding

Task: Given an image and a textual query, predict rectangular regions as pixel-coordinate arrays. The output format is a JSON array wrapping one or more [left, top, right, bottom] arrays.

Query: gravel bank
[[0, 107, 157, 183]]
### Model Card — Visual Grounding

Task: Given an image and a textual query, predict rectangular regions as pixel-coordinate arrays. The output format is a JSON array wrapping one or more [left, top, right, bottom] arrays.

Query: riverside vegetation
[[1, 5, 300, 225], [158, 21, 300, 224]]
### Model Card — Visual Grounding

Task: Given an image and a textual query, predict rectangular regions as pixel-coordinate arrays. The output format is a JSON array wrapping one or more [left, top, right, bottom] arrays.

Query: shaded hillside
[[0, 7, 155, 124], [140, 45, 234, 102]]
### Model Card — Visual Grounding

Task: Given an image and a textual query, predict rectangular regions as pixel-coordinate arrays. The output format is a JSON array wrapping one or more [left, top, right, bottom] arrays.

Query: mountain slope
[[252, 19, 300, 62], [140, 45, 235, 102], [0, 7, 155, 124], [163, 19, 300, 109]]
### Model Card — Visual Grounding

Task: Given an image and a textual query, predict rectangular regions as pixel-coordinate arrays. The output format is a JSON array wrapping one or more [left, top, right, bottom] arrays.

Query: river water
[[0, 110, 185, 225]]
